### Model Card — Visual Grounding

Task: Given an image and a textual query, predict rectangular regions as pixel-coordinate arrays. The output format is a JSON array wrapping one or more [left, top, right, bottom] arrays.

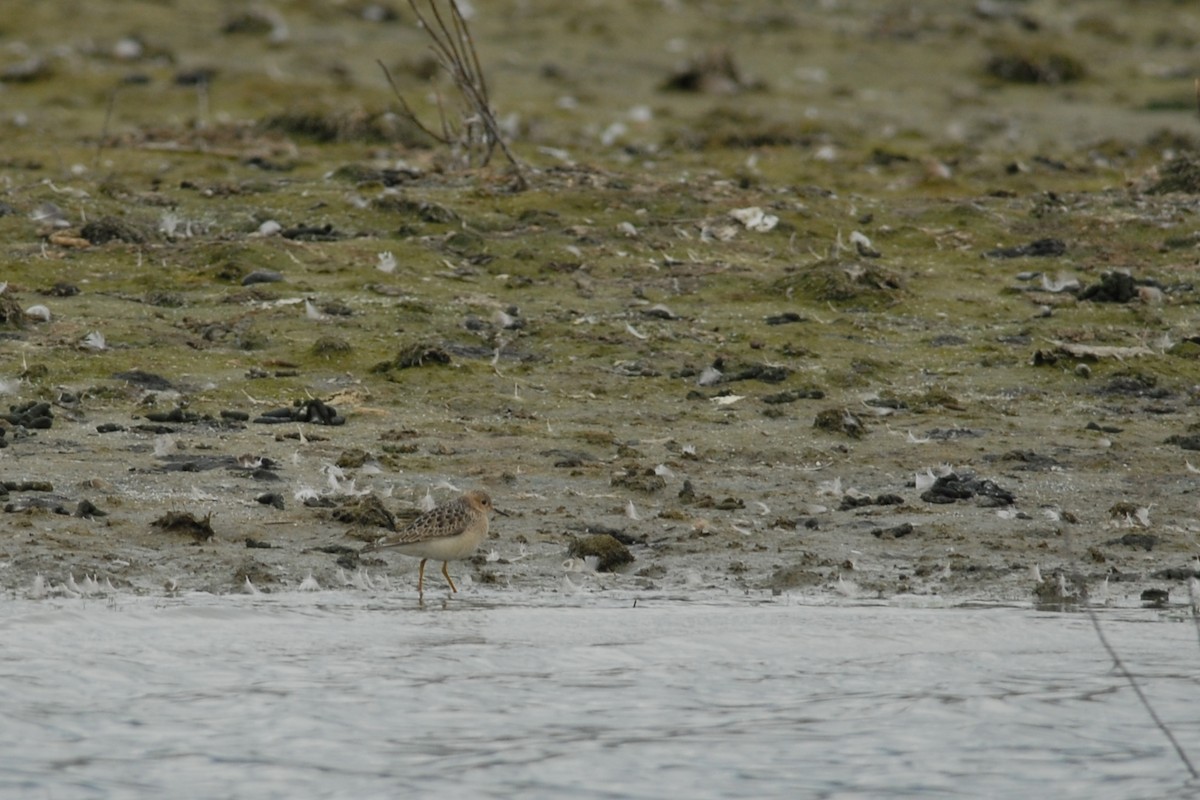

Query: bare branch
[[385, 0, 525, 189], [377, 60, 450, 145]]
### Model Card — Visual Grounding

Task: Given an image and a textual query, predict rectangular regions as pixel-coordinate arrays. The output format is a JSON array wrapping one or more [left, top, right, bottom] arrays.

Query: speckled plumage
[[360, 490, 497, 598]]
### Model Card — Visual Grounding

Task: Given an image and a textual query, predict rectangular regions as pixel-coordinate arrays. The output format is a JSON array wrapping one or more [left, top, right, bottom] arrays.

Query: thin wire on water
[[1190, 578, 1200, 651], [1064, 526, 1198, 779], [1082, 605, 1198, 779]]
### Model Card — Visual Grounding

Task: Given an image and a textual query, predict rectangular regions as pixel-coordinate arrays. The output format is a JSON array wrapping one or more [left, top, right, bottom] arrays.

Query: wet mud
[[2, 1, 1200, 606]]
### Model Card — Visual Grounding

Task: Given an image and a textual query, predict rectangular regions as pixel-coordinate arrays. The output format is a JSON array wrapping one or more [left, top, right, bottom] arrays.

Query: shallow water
[[2, 591, 1198, 799]]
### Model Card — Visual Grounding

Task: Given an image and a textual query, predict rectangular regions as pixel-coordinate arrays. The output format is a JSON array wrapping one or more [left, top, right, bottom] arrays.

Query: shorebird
[[360, 489, 502, 599]]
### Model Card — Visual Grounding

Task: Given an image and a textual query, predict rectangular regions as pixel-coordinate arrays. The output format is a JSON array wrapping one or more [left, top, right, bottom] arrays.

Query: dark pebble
[[132, 424, 178, 434], [145, 407, 200, 423], [1105, 533, 1159, 551], [317, 545, 358, 556], [839, 493, 904, 511], [174, 67, 216, 86], [872, 522, 915, 539], [253, 398, 344, 425], [984, 237, 1066, 259], [1140, 588, 1169, 608], [764, 312, 805, 326], [113, 370, 174, 391], [762, 387, 825, 404], [242, 270, 284, 286], [75, 499, 107, 518], [282, 223, 340, 241], [256, 492, 285, 510]]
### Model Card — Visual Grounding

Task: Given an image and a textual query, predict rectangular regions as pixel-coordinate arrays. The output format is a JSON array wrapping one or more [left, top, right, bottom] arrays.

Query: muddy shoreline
[[2, 1, 1200, 606]]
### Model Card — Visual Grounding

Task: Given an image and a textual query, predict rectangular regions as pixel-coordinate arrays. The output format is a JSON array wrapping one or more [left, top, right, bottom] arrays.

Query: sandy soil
[[2, 0, 1200, 606]]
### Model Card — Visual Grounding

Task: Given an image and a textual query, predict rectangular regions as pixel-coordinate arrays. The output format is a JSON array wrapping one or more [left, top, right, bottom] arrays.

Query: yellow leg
[[417, 558, 427, 598], [441, 561, 458, 593]]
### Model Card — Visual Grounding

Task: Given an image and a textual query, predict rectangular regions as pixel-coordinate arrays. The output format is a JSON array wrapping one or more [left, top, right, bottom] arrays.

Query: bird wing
[[359, 502, 465, 552]]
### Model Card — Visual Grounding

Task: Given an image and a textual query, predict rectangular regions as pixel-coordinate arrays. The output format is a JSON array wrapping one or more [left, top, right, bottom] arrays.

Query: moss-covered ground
[[3, 0, 1200, 604]]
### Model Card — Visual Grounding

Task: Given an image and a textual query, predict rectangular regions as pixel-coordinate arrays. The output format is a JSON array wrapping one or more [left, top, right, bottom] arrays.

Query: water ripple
[[1, 595, 1198, 798]]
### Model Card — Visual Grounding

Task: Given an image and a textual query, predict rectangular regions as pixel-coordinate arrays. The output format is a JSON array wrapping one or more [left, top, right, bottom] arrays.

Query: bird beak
[[494, 507, 510, 517]]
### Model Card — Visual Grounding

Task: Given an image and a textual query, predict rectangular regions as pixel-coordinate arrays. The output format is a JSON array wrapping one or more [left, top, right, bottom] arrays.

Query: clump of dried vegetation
[[380, 0, 526, 189]]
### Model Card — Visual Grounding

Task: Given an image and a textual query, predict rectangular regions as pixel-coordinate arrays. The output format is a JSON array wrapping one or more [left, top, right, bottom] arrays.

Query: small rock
[[256, 492, 285, 510]]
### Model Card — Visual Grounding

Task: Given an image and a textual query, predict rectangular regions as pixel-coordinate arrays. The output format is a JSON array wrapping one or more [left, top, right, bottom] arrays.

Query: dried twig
[[381, 0, 526, 189], [94, 87, 119, 169], [378, 60, 448, 146]]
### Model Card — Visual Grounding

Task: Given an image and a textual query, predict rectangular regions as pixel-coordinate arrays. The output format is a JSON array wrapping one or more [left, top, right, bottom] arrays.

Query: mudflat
[[2, 1, 1199, 605]]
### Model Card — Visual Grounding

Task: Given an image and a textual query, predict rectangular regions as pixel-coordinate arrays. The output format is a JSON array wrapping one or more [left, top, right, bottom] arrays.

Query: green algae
[[1, 1, 1200, 600]]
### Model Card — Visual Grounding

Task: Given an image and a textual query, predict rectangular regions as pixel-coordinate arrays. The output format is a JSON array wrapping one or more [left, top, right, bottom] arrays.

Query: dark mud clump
[[661, 48, 762, 95], [762, 387, 825, 404], [1078, 271, 1137, 303], [1146, 155, 1200, 194], [841, 493, 904, 511], [767, 563, 826, 591], [311, 336, 353, 358], [776, 260, 903, 307], [921, 473, 1015, 507], [80, 216, 148, 245], [611, 467, 666, 494], [0, 295, 26, 328], [983, 237, 1066, 258], [254, 398, 344, 425], [985, 46, 1086, 84], [152, 511, 216, 541], [374, 342, 453, 371], [568, 534, 634, 572], [334, 494, 396, 535], [113, 370, 175, 391], [872, 522, 915, 540], [813, 408, 866, 439], [4, 401, 53, 430]]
